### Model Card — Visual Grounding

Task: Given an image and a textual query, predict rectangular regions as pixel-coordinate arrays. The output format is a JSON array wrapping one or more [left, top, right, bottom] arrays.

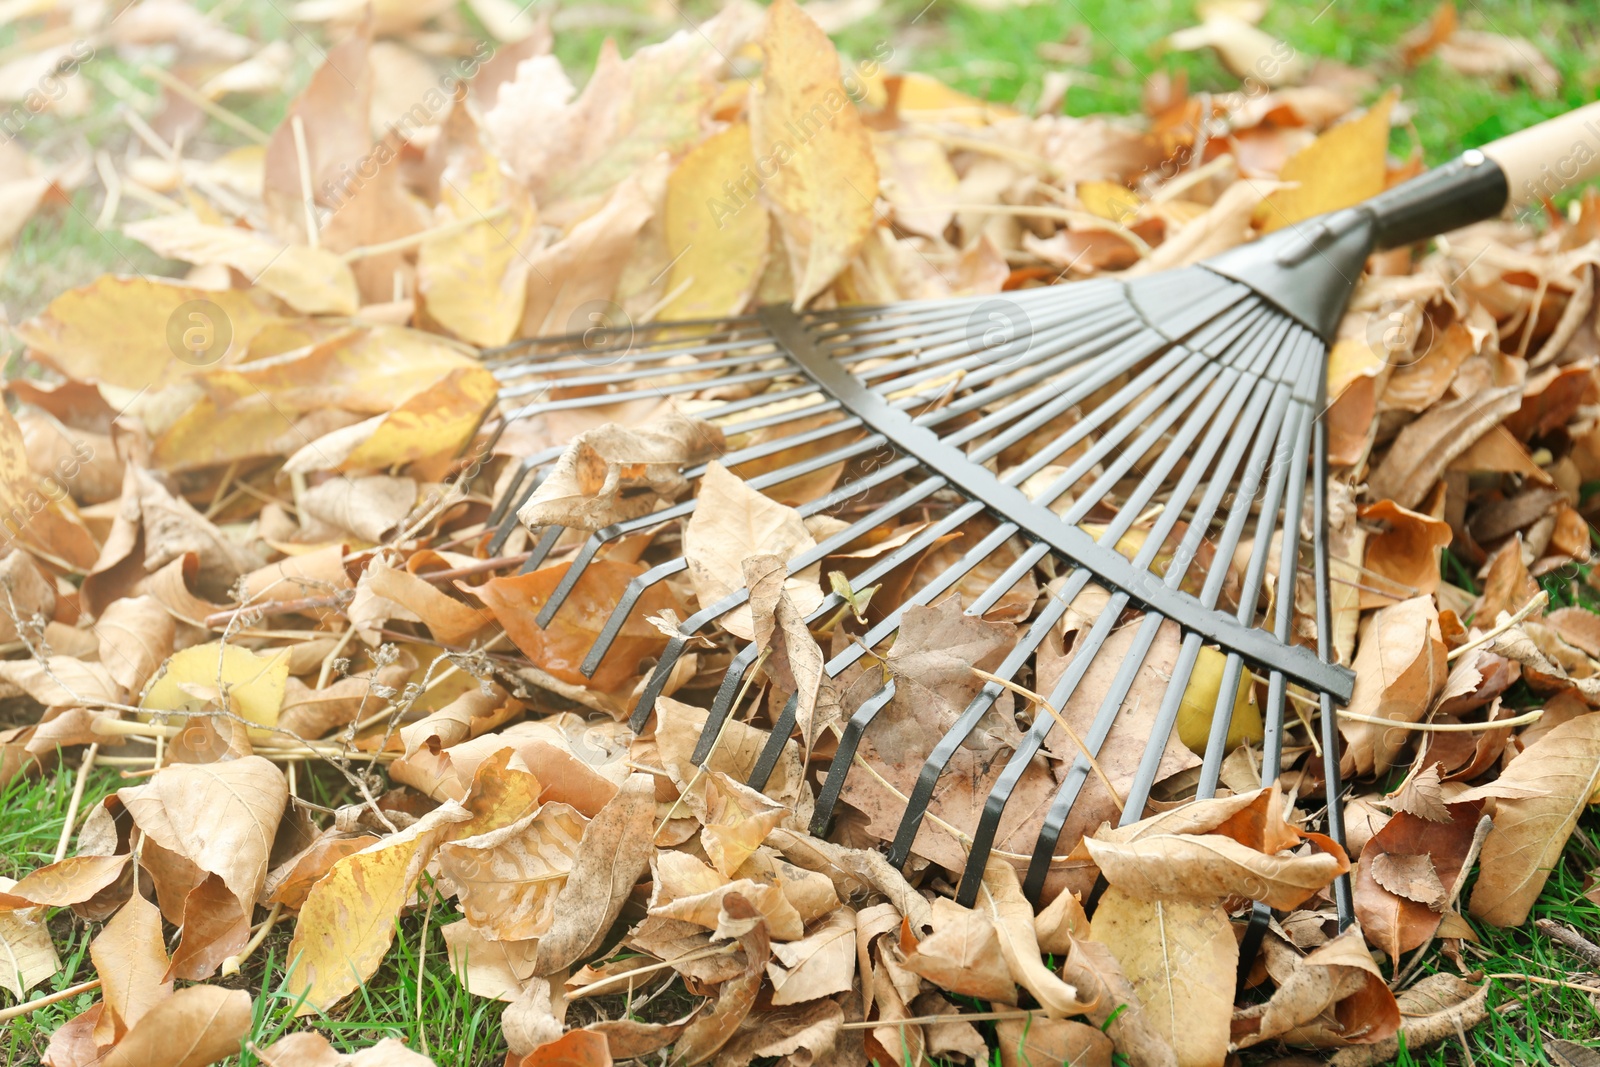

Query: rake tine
[[481, 313, 764, 357], [520, 525, 565, 573], [702, 494, 999, 760], [625, 476, 958, 729], [501, 364, 790, 404], [491, 336, 780, 384], [1263, 405, 1317, 779], [956, 586, 1131, 905], [1313, 418, 1354, 927], [885, 586, 1078, 868], [530, 424, 881, 627], [807, 510, 1016, 828]]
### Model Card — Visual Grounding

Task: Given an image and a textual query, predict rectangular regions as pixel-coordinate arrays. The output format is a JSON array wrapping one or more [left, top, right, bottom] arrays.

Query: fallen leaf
[[1327, 973, 1489, 1067], [437, 801, 589, 941], [659, 122, 771, 320], [1231, 926, 1399, 1048], [766, 907, 856, 1005], [531, 773, 656, 973], [1089, 886, 1235, 1067], [751, 0, 879, 306], [1463, 713, 1600, 926], [99, 985, 253, 1067], [901, 897, 1015, 1002], [1337, 596, 1448, 778], [286, 802, 471, 1013]]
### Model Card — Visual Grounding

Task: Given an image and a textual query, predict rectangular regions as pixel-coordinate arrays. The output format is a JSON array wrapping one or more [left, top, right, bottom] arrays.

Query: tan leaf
[[517, 415, 725, 532], [0, 878, 58, 997], [682, 462, 823, 641], [1082, 831, 1349, 910], [995, 1017, 1113, 1067], [286, 802, 472, 1013], [417, 130, 539, 347], [91, 893, 173, 1042], [1089, 887, 1236, 1067], [1464, 713, 1600, 926], [751, 0, 879, 306], [258, 1032, 438, 1065], [979, 861, 1088, 1017], [1370, 852, 1447, 910], [668, 893, 770, 1066], [902, 897, 1015, 1003], [1230, 927, 1399, 1049], [92, 595, 176, 698], [1336, 596, 1448, 778], [699, 770, 790, 878], [0, 854, 131, 910], [1327, 974, 1489, 1067], [98, 986, 251, 1067], [766, 907, 857, 1005], [440, 919, 539, 1002], [531, 773, 656, 974], [298, 475, 417, 544], [117, 756, 288, 912], [1366, 386, 1524, 509], [437, 801, 589, 941], [353, 554, 492, 646], [124, 215, 359, 316]]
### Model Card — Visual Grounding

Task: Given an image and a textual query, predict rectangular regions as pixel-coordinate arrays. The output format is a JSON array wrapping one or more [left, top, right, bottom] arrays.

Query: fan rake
[[473, 114, 1600, 944]]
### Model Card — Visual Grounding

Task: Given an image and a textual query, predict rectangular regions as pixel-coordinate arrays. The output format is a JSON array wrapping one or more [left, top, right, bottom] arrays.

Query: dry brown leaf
[[518, 415, 725, 532], [258, 1033, 438, 1065], [1462, 712, 1600, 925], [531, 773, 656, 974], [766, 906, 856, 1005], [1353, 799, 1485, 961], [901, 897, 1015, 1003], [1230, 927, 1399, 1049], [668, 893, 771, 1066], [118, 757, 288, 916], [1328, 973, 1489, 1067], [90, 892, 173, 1043], [1082, 829, 1348, 911], [437, 801, 589, 941], [99, 985, 253, 1067], [995, 1016, 1114, 1067], [1337, 596, 1448, 778], [0, 877, 58, 997], [1367, 386, 1524, 509], [980, 861, 1088, 1017]]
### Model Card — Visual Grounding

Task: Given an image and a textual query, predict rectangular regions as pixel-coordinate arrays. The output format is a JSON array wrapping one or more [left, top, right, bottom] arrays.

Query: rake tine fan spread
[[482, 98, 1600, 966]]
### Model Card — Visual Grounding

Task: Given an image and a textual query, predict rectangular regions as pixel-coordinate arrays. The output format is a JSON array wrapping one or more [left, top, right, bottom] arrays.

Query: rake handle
[[1367, 98, 1600, 249]]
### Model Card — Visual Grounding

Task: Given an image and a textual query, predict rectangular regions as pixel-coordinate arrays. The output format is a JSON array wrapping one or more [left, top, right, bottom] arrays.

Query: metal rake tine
[[688, 482, 981, 756], [866, 312, 1141, 399], [501, 364, 790, 404], [481, 313, 765, 357], [1312, 418, 1354, 926], [625, 474, 956, 730], [529, 423, 881, 627], [490, 333, 779, 381], [885, 588, 1079, 868], [1021, 608, 1162, 900], [1262, 411, 1317, 779], [956, 585, 1131, 905], [807, 511, 1018, 831]]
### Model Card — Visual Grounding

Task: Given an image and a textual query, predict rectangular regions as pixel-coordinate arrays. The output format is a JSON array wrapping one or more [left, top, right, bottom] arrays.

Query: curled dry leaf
[[531, 773, 657, 974], [979, 861, 1089, 1018], [681, 462, 824, 641], [901, 897, 1016, 1003], [437, 801, 589, 942], [0, 876, 58, 997], [518, 415, 726, 532], [1327, 973, 1489, 1067], [286, 802, 471, 1014], [98, 985, 253, 1067], [766, 907, 857, 1005], [1337, 596, 1448, 778], [1230, 927, 1399, 1049]]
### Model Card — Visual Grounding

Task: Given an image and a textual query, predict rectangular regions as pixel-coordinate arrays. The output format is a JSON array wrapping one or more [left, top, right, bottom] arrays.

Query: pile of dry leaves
[[2, 0, 1599, 1065]]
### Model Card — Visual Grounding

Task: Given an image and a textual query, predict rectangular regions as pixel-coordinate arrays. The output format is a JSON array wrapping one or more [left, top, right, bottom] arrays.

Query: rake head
[[479, 257, 1356, 922]]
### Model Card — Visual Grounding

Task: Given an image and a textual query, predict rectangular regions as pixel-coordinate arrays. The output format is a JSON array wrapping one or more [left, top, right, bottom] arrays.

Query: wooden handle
[[1480, 100, 1600, 206]]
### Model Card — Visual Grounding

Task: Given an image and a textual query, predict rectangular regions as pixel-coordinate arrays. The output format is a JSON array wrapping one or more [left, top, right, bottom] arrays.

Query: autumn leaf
[[1256, 91, 1395, 231], [750, 0, 880, 307], [660, 122, 771, 321]]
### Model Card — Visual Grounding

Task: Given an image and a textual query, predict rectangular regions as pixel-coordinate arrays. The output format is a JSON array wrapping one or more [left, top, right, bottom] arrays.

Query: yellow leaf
[[124, 216, 360, 316], [1078, 180, 1142, 223], [13, 277, 289, 391], [660, 122, 770, 321], [1257, 90, 1396, 232], [141, 642, 291, 732], [286, 802, 471, 1014], [1327, 336, 1384, 398], [751, 0, 879, 308], [417, 137, 539, 347], [892, 72, 1015, 126], [1089, 887, 1236, 1067]]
